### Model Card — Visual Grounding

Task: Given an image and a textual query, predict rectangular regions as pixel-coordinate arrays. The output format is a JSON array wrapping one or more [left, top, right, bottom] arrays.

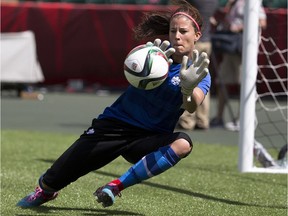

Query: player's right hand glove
[[180, 50, 210, 96], [146, 38, 175, 65]]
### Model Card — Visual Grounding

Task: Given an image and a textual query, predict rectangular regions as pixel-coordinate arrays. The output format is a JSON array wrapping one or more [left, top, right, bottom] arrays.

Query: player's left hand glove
[[146, 39, 175, 65], [180, 49, 210, 96]]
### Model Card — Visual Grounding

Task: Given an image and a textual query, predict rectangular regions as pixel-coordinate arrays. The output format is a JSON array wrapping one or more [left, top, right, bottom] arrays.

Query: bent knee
[[171, 138, 193, 158]]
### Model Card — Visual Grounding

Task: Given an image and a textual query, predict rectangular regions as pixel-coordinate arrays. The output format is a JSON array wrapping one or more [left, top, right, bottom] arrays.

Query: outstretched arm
[[182, 87, 205, 113]]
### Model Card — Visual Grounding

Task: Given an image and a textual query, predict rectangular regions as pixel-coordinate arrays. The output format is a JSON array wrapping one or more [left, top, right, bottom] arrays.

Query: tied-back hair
[[133, 0, 203, 41]]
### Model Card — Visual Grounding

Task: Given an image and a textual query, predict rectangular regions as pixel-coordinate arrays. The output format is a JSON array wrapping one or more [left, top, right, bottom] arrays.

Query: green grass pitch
[[1, 130, 287, 216]]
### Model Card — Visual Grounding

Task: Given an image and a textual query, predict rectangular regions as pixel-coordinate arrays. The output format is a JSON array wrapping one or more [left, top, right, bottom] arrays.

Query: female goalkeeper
[[17, 0, 211, 208]]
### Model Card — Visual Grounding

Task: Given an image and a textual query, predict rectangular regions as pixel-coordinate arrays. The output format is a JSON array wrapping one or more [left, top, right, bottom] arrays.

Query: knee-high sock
[[117, 146, 180, 190]]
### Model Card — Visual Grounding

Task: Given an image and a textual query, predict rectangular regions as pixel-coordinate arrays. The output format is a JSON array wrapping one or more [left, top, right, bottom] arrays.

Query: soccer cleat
[[210, 118, 224, 128], [93, 184, 121, 208], [225, 120, 240, 132], [16, 186, 58, 208]]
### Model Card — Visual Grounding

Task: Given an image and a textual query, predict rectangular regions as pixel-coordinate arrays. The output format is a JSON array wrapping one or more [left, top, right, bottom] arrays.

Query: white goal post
[[238, 0, 287, 174]]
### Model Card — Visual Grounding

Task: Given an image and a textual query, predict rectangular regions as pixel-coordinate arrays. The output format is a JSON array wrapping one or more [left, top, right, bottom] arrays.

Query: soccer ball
[[124, 44, 169, 90]]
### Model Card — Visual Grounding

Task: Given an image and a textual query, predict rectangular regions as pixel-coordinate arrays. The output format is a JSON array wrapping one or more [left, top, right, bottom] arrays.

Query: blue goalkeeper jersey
[[98, 63, 211, 133]]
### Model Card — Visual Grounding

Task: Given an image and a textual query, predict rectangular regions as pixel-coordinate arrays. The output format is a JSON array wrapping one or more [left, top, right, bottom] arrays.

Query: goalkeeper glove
[[146, 39, 175, 65], [180, 49, 210, 96]]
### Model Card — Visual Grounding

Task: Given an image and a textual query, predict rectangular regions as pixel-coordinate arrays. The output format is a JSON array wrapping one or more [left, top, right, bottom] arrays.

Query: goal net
[[238, 1, 287, 173], [253, 36, 287, 171]]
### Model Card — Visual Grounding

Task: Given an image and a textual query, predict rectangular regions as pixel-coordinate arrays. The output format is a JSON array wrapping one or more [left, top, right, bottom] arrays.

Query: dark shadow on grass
[[36, 159, 287, 210], [16, 206, 144, 216], [94, 170, 287, 210]]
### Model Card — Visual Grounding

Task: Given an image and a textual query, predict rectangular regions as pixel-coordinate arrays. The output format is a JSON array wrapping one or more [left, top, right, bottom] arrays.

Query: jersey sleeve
[[197, 71, 211, 95]]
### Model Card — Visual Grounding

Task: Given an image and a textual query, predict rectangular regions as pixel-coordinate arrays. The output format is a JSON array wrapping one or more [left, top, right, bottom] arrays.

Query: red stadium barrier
[[1, 2, 287, 88]]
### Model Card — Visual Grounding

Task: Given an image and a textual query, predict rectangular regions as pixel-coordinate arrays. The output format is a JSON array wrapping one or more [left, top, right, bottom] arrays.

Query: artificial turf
[[1, 130, 287, 216]]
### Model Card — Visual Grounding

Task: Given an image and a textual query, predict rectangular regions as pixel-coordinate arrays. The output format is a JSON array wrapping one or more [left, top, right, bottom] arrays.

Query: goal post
[[238, 0, 259, 173], [238, 0, 287, 174]]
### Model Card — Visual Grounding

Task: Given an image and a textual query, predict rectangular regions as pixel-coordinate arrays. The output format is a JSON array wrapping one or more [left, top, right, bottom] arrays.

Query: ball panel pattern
[[124, 45, 169, 90]]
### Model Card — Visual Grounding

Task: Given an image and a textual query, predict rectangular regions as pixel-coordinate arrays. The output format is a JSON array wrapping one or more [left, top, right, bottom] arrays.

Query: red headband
[[172, 12, 201, 32]]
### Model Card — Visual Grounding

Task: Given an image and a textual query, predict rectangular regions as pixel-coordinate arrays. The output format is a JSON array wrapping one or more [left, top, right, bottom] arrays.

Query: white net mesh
[[254, 36, 288, 168]]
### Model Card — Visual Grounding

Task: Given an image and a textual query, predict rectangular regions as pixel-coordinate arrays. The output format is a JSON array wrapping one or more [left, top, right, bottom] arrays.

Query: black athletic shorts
[[43, 118, 192, 190]]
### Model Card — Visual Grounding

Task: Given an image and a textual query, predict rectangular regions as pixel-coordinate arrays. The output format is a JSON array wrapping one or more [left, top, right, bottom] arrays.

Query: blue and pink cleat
[[94, 184, 121, 208], [17, 186, 58, 208]]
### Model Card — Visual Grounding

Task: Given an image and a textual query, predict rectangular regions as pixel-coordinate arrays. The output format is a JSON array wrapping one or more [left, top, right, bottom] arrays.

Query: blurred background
[[1, 0, 287, 96]]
